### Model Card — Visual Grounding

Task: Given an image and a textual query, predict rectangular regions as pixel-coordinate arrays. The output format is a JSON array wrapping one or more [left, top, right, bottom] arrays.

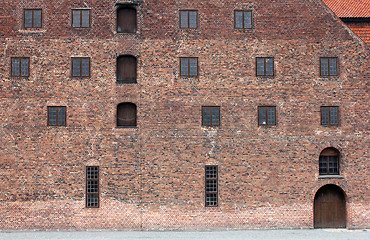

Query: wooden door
[[314, 185, 346, 228]]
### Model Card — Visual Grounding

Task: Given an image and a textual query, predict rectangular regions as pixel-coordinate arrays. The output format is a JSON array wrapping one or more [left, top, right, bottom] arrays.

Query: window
[[321, 106, 338, 125], [319, 148, 339, 175], [47, 106, 66, 126], [72, 9, 90, 28], [24, 9, 42, 28], [11, 57, 29, 77], [117, 103, 137, 127], [235, 10, 252, 29], [258, 106, 276, 125], [86, 166, 99, 208], [256, 57, 274, 76], [202, 106, 220, 126], [205, 165, 218, 207], [320, 57, 337, 76], [72, 57, 90, 77], [117, 7, 137, 33], [180, 57, 198, 76], [117, 55, 137, 83], [180, 10, 197, 29]]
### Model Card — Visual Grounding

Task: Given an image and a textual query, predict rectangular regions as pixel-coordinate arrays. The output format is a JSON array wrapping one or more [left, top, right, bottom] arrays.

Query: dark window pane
[[330, 107, 338, 124], [12, 58, 20, 76], [180, 11, 188, 28], [57, 107, 66, 125], [320, 58, 328, 76], [180, 58, 189, 76], [24, 10, 32, 28], [48, 107, 57, 125], [244, 11, 252, 28], [202, 107, 211, 125], [235, 11, 243, 28], [205, 166, 218, 207], [117, 7, 137, 33], [72, 10, 81, 27], [21, 58, 29, 76], [256, 58, 265, 76], [329, 58, 337, 75], [81, 58, 90, 76], [81, 10, 90, 27], [117, 103, 137, 127], [259, 107, 266, 125], [72, 59, 80, 76], [265, 58, 273, 76], [267, 107, 275, 124], [321, 107, 329, 125], [33, 10, 42, 28], [211, 107, 220, 125], [189, 11, 197, 28], [189, 58, 197, 76]]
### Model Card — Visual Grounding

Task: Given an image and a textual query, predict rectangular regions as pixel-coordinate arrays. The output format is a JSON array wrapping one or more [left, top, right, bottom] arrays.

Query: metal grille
[[86, 166, 99, 208], [205, 166, 218, 207]]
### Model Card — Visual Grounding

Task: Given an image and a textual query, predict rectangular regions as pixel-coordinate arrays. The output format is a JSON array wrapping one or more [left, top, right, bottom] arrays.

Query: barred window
[[319, 148, 339, 175], [72, 9, 90, 28], [72, 57, 90, 77], [258, 106, 276, 125], [256, 57, 274, 76], [205, 165, 218, 207], [24, 9, 42, 28], [86, 166, 99, 208], [180, 57, 198, 76], [11, 57, 29, 77], [47, 106, 66, 126], [180, 10, 198, 29], [202, 106, 220, 126], [321, 106, 338, 125], [117, 102, 137, 127], [320, 57, 337, 76], [235, 10, 252, 29]]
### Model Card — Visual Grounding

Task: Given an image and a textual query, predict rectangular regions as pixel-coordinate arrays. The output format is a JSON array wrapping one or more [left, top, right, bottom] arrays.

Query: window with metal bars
[[72, 57, 90, 77], [202, 106, 220, 126], [258, 106, 276, 125], [321, 106, 338, 125], [11, 57, 29, 77], [117, 7, 137, 33], [180, 10, 198, 29], [320, 57, 338, 76], [47, 106, 66, 126], [205, 165, 218, 207], [319, 148, 339, 175], [86, 166, 99, 208], [117, 55, 137, 83], [117, 102, 137, 127], [256, 57, 274, 76], [24, 9, 42, 28], [180, 57, 198, 77], [72, 9, 91, 28], [235, 10, 252, 29]]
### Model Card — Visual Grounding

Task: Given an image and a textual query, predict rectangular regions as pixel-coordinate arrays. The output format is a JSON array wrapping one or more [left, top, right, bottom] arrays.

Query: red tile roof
[[322, 0, 370, 18], [346, 22, 370, 43]]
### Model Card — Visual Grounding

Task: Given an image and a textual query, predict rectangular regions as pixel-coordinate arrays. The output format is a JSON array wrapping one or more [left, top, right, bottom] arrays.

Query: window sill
[[116, 126, 138, 128], [319, 175, 344, 179], [116, 80, 138, 84]]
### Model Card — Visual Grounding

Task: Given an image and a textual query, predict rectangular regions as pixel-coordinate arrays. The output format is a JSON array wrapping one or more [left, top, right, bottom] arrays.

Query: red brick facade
[[0, 0, 369, 230]]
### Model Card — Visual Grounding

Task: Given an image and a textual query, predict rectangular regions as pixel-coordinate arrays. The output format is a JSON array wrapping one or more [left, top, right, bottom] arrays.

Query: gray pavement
[[0, 229, 369, 240]]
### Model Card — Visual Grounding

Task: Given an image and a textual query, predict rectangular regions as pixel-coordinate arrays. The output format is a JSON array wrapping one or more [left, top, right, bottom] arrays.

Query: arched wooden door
[[314, 185, 346, 228]]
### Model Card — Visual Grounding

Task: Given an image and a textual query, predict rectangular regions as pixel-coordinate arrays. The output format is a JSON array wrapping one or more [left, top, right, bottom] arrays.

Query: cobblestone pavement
[[0, 229, 369, 240]]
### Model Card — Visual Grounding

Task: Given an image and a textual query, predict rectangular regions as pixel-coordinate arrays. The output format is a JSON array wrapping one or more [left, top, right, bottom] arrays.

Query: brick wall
[[0, 0, 369, 230]]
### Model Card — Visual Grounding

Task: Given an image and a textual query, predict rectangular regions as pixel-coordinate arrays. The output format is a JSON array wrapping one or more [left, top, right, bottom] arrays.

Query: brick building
[[0, 0, 369, 230]]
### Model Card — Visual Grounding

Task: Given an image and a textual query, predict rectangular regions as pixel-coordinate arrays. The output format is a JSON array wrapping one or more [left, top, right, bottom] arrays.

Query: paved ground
[[0, 229, 369, 240]]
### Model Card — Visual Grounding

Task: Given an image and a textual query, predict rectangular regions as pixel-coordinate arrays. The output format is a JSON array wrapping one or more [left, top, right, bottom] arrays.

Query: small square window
[[11, 57, 29, 77], [72, 57, 90, 77], [48, 106, 66, 126], [321, 106, 338, 125], [180, 10, 198, 29], [256, 57, 274, 76], [202, 106, 220, 126], [24, 9, 42, 28], [86, 166, 99, 208], [235, 10, 252, 29], [205, 165, 218, 207], [320, 57, 338, 76], [72, 9, 91, 28], [258, 106, 276, 125], [180, 57, 198, 76]]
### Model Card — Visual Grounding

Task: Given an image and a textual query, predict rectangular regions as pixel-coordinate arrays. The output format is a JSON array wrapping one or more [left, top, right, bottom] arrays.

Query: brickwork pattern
[[0, 0, 369, 230]]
